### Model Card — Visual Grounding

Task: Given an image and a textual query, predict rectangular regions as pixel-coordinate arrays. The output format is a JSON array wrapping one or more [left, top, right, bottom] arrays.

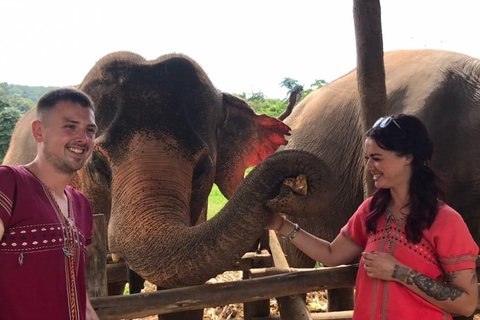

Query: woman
[[267, 114, 478, 319]]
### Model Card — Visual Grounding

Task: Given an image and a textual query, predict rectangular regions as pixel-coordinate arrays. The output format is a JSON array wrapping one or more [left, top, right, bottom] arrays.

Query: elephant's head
[[75, 52, 334, 287]]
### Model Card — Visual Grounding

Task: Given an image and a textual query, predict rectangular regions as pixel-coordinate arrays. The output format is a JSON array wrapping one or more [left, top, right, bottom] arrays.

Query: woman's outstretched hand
[[265, 212, 286, 232]]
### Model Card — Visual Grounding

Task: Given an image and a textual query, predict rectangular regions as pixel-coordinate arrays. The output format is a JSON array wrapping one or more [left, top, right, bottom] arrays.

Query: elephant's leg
[[108, 282, 127, 296], [157, 310, 203, 320], [128, 268, 144, 294], [327, 288, 354, 312]]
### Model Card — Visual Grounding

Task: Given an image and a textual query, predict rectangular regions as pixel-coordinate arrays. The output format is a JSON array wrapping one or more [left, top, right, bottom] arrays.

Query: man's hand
[[86, 293, 99, 320], [0, 218, 4, 240]]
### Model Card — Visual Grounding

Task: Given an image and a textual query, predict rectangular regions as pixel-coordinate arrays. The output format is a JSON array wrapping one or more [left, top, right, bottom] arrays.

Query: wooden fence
[[88, 214, 480, 320]]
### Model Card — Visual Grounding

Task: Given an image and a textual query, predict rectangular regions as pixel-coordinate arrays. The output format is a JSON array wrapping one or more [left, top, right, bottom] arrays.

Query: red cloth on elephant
[[0, 165, 93, 320], [340, 197, 478, 320]]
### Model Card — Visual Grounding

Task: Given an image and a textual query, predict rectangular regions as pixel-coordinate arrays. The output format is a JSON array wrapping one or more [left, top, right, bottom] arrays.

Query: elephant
[[3, 52, 338, 318], [278, 49, 480, 313]]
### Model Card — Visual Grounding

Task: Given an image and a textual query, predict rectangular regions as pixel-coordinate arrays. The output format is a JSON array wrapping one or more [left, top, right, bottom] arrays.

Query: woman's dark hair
[[365, 114, 444, 243]]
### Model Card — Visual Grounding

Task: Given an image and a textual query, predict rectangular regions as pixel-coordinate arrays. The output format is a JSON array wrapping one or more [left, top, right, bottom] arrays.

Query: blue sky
[[2, 0, 480, 99]]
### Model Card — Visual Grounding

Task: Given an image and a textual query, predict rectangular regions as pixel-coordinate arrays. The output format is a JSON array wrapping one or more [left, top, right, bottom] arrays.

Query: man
[[0, 88, 99, 319]]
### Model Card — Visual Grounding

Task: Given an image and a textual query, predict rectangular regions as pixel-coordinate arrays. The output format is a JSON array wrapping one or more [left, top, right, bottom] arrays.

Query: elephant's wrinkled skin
[[3, 52, 336, 290], [280, 49, 480, 269]]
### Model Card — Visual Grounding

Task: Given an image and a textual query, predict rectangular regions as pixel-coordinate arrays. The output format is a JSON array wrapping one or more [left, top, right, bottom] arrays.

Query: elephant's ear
[[215, 93, 291, 199]]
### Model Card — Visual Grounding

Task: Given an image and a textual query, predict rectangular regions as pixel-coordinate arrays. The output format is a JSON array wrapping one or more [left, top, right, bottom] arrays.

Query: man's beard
[[44, 145, 85, 175]]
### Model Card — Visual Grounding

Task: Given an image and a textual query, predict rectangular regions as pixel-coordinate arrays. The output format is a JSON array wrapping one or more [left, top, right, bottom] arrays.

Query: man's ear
[[31, 120, 44, 143]]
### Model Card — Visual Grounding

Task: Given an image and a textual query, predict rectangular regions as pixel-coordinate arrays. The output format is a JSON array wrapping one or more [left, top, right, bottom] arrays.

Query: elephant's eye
[[87, 151, 112, 189], [192, 155, 212, 190]]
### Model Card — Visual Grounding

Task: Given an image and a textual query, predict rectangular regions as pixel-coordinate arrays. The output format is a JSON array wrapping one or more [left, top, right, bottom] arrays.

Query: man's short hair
[[36, 88, 94, 121]]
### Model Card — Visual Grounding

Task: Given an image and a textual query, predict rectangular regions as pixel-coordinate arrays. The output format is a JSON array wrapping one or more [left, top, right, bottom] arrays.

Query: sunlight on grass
[[207, 168, 253, 219], [207, 184, 228, 219]]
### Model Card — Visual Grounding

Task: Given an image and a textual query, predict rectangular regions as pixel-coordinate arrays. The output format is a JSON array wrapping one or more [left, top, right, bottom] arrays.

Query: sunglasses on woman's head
[[372, 116, 402, 130]]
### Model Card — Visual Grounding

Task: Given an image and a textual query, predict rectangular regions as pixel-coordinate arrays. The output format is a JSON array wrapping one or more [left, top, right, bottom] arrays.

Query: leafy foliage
[[5, 93, 35, 113], [0, 95, 11, 110], [237, 91, 289, 118], [301, 79, 327, 100], [0, 82, 57, 104], [0, 105, 22, 162], [0, 82, 57, 114], [234, 77, 328, 119]]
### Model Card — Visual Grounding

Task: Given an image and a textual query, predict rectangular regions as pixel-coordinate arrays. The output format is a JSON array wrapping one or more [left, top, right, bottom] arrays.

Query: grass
[[207, 168, 253, 219], [207, 184, 228, 219]]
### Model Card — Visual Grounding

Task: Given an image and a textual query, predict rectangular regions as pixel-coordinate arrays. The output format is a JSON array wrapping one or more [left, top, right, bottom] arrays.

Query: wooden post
[[269, 230, 313, 320], [87, 214, 108, 297], [353, 0, 388, 197], [244, 230, 272, 320]]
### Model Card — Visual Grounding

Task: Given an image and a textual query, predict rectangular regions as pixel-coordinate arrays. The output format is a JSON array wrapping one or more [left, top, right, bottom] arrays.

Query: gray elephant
[[278, 49, 480, 313], [3, 52, 336, 319]]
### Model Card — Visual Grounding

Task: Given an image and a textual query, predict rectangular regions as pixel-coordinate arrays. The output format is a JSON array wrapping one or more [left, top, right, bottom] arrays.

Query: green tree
[[279, 77, 300, 91], [236, 77, 329, 118], [0, 82, 56, 103], [280, 77, 328, 101], [0, 105, 21, 162], [0, 87, 10, 109], [235, 90, 288, 118], [7, 93, 35, 113], [0, 97, 10, 110], [301, 79, 328, 100]]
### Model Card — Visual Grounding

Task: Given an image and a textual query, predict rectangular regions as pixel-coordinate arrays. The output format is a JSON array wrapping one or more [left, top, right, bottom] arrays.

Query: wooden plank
[[107, 263, 128, 284], [251, 267, 315, 277], [232, 250, 273, 270], [86, 214, 108, 297], [105, 250, 273, 285], [92, 264, 358, 319], [253, 311, 353, 320]]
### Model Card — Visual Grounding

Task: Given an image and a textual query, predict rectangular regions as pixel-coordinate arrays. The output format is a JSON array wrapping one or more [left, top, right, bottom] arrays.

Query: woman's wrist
[[274, 217, 285, 233], [277, 219, 300, 240]]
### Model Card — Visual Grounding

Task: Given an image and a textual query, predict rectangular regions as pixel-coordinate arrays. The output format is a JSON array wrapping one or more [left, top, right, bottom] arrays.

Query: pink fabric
[[0, 165, 93, 320], [341, 197, 478, 320]]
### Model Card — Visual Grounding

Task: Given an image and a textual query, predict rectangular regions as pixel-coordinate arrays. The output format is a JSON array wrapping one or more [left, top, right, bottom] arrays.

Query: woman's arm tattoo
[[413, 274, 464, 301], [392, 265, 464, 301], [392, 265, 417, 284]]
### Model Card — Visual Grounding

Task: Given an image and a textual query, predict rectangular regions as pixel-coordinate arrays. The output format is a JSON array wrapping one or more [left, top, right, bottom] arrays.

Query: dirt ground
[[128, 271, 327, 320]]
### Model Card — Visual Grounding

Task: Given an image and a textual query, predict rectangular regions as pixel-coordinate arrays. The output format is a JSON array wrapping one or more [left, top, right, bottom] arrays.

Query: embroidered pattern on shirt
[[440, 254, 478, 266], [367, 223, 441, 269], [0, 223, 87, 252], [0, 190, 12, 216]]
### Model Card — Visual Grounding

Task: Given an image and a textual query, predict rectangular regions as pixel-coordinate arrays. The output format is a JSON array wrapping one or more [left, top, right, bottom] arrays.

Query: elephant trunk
[[110, 150, 334, 288]]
